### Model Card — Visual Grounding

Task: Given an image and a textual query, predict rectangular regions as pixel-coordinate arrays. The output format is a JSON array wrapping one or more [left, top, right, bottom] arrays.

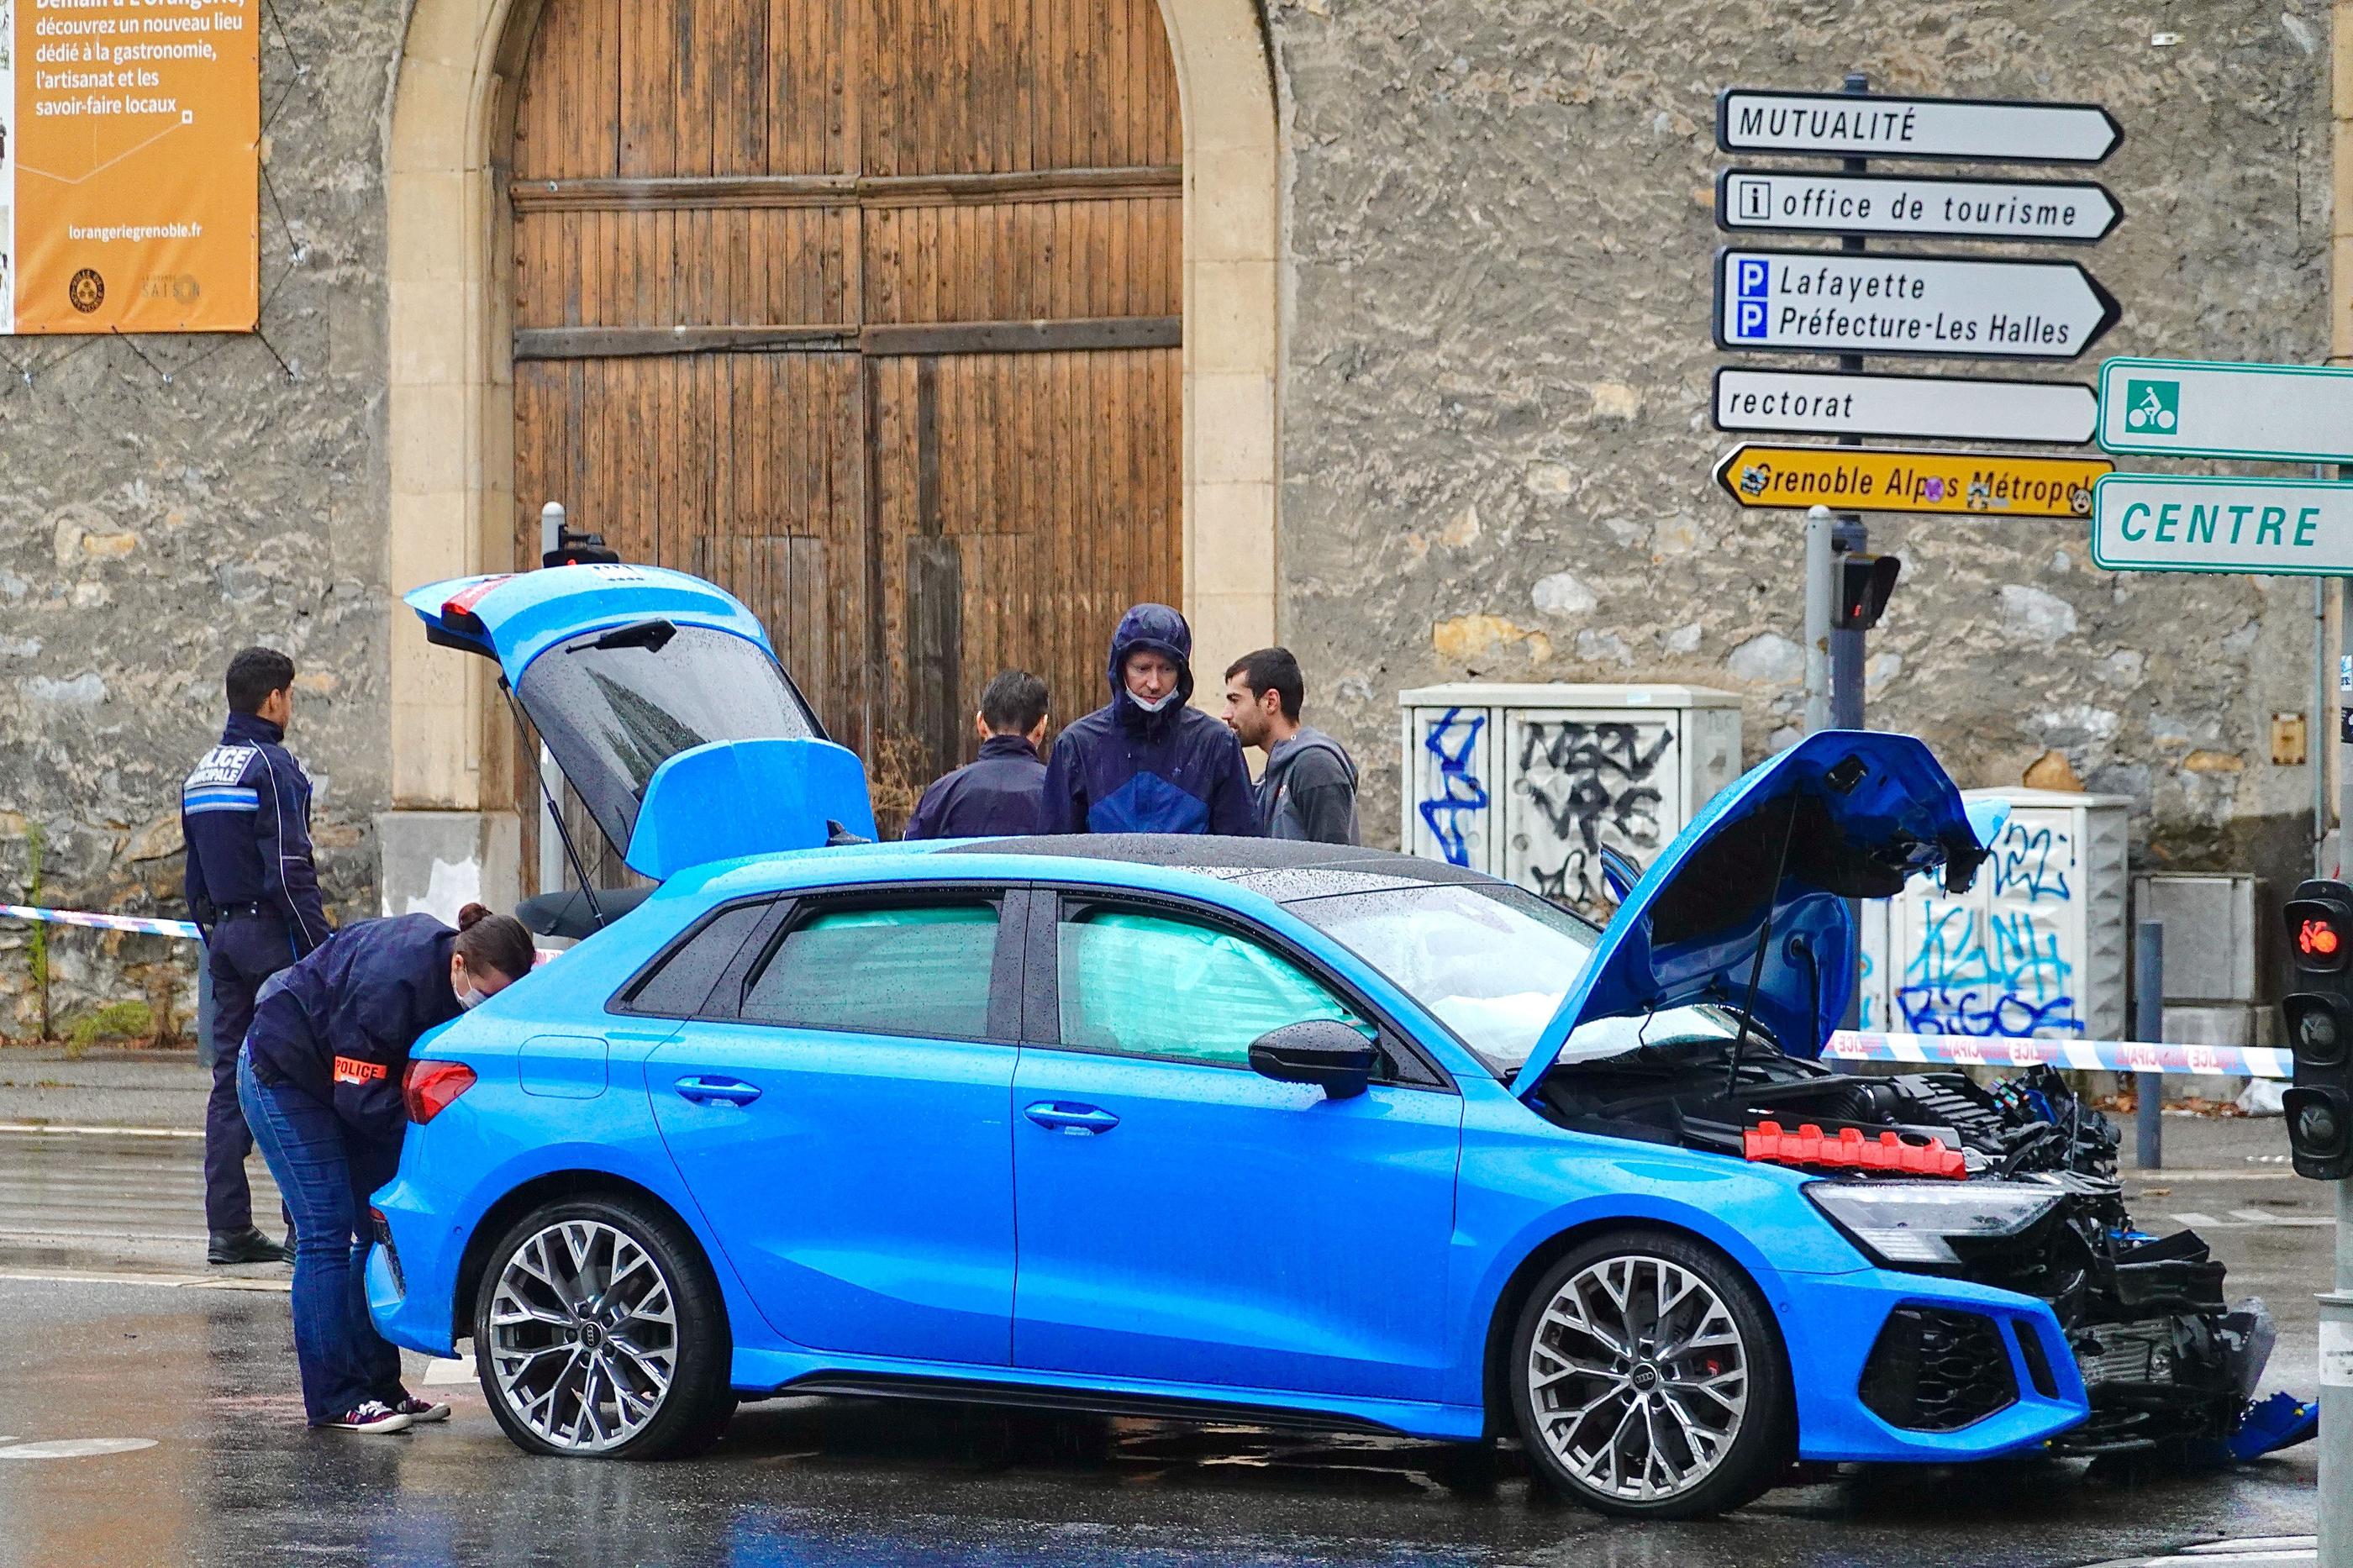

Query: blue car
[[369, 565, 2263, 1517]]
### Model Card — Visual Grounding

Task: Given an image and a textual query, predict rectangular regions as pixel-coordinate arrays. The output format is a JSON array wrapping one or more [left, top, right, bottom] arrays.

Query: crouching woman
[[238, 902, 536, 1434]]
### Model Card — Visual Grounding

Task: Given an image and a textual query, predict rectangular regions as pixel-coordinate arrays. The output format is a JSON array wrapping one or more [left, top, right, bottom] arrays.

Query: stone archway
[[378, 0, 1283, 910]]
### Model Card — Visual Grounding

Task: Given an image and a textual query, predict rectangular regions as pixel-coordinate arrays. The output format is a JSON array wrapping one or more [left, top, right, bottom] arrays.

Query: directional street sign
[[1713, 368, 2097, 445], [1714, 249, 2119, 360], [1715, 170, 2121, 244], [1715, 444, 2111, 517], [2098, 358, 2353, 464], [2092, 475, 2353, 576], [1716, 89, 2124, 165]]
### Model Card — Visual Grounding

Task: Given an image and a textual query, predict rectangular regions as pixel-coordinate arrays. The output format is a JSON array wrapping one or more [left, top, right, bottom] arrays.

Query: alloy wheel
[[1524, 1253, 1750, 1502], [487, 1218, 680, 1453]]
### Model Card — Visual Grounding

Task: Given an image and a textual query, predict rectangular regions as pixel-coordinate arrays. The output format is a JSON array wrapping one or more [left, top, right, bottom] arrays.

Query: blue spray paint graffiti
[[1991, 825, 2071, 902], [1417, 708, 1489, 868], [1896, 815, 2086, 1038]]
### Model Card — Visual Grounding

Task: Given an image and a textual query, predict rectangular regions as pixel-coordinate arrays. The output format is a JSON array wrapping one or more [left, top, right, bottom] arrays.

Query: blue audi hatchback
[[366, 564, 2125, 1517]]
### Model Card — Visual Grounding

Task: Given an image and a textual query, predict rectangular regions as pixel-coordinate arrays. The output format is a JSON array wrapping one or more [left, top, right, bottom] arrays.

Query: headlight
[[1805, 1181, 2063, 1268]]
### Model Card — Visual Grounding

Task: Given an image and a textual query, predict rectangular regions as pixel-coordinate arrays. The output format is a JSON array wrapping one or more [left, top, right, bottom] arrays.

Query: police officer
[[182, 647, 331, 1265]]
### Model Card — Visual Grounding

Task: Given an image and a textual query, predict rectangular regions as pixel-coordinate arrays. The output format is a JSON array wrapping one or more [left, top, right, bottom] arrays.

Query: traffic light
[[2279, 878, 2353, 1180], [1835, 553, 1902, 630]]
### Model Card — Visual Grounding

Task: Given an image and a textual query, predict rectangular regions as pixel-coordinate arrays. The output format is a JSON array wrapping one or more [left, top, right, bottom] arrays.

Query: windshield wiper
[[572, 618, 677, 655]]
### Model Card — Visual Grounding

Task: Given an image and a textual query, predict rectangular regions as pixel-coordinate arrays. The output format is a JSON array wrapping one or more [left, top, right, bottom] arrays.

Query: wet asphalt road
[[0, 1112, 2329, 1568], [0, 1281, 2322, 1567]]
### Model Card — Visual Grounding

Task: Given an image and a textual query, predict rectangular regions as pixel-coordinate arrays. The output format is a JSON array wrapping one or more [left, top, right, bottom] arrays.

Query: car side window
[[614, 898, 771, 1017], [741, 901, 1002, 1041], [1056, 907, 1371, 1069]]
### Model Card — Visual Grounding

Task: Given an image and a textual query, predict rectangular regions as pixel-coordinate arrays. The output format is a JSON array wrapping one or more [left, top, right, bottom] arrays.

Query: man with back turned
[[182, 647, 331, 1265]]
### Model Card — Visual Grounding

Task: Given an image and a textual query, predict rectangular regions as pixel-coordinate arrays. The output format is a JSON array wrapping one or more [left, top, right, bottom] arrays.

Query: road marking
[[0, 1123, 203, 1139], [423, 1357, 473, 1387], [0, 1268, 288, 1293], [0, 1438, 159, 1460], [2170, 1213, 2225, 1229], [2229, 1208, 2338, 1227]]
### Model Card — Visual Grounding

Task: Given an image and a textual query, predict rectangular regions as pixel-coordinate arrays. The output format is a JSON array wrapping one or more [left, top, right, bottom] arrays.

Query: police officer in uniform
[[182, 647, 331, 1265]]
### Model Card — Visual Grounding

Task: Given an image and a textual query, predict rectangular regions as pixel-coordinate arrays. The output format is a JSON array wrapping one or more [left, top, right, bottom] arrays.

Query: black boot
[[208, 1226, 291, 1265]]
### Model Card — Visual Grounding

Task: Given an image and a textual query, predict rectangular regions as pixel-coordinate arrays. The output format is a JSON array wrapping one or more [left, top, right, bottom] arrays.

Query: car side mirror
[[1248, 1019, 1377, 1100]]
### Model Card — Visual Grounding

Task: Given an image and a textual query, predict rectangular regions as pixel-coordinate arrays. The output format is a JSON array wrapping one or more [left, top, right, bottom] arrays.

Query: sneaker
[[391, 1396, 450, 1424], [208, 1227, 291, 1265], [318, 1402, 413, 1434]]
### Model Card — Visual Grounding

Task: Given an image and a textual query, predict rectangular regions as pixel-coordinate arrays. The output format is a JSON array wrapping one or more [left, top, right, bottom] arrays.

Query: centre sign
[[2091, 474, 2353, 576], [1713, 249, 2119, 360]]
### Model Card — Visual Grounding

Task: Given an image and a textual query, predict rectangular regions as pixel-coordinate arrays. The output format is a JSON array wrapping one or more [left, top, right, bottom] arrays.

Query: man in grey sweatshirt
[[1221, 647, 1361, 845]]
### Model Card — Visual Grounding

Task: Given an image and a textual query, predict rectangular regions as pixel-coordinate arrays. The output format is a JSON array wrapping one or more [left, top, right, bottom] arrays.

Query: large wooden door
[[508, 0, 1181, 859]]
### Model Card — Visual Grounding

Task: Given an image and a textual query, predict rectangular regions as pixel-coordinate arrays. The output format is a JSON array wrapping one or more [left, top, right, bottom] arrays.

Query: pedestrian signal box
[[2279, 878, 2353, 1180], [1836, 553, 1902, 630]]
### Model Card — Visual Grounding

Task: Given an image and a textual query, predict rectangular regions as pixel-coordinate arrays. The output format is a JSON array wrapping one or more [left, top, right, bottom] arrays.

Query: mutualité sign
[[1713, 444, 2112, 518], [1715, 171, 2121, 244], [0, 0, 260, 333], [2097, 357, 2353, 466], [2092, 475, 2353, 576], [1715, 89, 2123, 165], [1714, 249, 2119, 360], [1713, 367, 2097, 445]]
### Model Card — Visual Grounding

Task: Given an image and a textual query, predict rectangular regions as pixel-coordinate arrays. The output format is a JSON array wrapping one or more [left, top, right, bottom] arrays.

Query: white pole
[[1803, 505, 1833, 734]]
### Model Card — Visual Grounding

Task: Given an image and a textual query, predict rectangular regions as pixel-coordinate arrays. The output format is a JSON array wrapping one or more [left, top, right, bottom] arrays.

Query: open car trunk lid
[[405, 566, 876, 879], [1507, 730, 1995, 1098]]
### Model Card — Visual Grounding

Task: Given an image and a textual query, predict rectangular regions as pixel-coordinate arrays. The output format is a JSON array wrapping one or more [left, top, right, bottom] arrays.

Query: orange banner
[[2, 0, 258, 334]]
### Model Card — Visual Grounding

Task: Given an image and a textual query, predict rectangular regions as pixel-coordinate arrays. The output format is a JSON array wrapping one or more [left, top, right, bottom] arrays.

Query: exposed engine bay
[[1534, 1043, 2276, 1457]]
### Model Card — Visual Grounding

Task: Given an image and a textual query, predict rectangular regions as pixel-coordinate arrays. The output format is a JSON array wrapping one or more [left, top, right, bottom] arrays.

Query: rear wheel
[[1508, 1229, 1792, 1518], [472, 1194, 735, 1459]]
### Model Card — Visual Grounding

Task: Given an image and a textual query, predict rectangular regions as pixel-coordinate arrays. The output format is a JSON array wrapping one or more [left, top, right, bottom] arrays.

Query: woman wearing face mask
[[238, 902, 536, 1434]]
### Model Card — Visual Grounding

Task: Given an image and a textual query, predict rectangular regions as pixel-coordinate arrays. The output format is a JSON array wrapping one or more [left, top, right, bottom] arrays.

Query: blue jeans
[[236, 1044, 407, 1424]]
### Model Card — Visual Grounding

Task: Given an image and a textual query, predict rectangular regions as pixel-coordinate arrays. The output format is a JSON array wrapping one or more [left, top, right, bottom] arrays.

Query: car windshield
[[1282, 881, 1742, 1079], [514, 622, 820, 856]]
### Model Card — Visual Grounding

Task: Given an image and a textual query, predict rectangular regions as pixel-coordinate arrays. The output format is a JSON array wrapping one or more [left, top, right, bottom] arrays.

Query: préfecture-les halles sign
[[0, 0, 261, 333]]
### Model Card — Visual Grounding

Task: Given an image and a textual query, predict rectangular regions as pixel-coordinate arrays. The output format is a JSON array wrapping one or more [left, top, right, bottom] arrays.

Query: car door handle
[[674, 1076, 761, 1107], [1024, 1101, 1119, 1135]]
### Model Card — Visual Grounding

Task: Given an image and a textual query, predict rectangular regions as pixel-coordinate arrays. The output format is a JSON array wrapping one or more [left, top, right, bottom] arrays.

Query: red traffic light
[[2285, 887, 2353, 974]]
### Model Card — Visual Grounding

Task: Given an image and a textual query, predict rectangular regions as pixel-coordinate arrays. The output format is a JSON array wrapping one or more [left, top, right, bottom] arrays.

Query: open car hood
[[406, 566, 874, 876], [1508, 731, 1993, 1098]]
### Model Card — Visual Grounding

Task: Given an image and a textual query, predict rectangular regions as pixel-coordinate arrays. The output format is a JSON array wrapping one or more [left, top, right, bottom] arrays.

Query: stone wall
[[1267, 0, 2334, 895], [0, 0, 402, 1039]]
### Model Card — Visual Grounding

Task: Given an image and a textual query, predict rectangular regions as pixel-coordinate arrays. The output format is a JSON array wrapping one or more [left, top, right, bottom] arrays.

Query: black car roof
[[931, 834, 1504, 902]]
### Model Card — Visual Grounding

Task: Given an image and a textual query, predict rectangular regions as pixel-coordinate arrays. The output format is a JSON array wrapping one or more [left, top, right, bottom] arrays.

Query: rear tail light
[[403, 1060, 478, 1124]]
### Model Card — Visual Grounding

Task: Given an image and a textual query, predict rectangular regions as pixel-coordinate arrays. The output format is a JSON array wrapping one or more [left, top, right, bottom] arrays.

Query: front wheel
[[473, 1194, 735, 1459], [1508, 1229, 1792, 1518]]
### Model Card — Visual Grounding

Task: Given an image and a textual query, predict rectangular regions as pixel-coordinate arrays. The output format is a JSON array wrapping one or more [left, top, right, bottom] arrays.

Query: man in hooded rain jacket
[[1040, 604, 1257, 835]]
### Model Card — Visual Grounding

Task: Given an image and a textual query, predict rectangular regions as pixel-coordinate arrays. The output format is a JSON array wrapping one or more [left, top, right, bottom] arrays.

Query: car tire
[[1508, 1228, 1792, 1519], [472, 1192, 734, 1460]]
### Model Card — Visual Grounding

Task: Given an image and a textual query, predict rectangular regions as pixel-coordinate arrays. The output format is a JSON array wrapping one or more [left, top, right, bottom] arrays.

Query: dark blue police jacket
[[181, 712, 330, 953], [247, 914, 461, 1144], [1040, 602, 1256, 835], [902, 735, 1050, 839]]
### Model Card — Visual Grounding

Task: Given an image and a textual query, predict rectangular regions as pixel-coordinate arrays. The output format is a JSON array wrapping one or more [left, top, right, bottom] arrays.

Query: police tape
[[0, 904, 202, 940], [1824, 1029, 2291, 1081]]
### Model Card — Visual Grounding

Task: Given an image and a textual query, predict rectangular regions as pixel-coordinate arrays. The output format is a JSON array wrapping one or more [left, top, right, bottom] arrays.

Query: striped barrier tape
[[1825, 1029, 2291, 1081], [0, 903, 567, 966], [0, 904, 201, 940]]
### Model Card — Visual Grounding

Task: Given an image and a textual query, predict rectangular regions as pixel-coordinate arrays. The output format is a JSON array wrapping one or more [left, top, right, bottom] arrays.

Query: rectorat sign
[[0, 0, 260, 333]]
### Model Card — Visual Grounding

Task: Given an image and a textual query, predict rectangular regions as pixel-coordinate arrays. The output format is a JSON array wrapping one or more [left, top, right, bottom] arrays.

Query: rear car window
[[515, 622, 820, 856], [741, 903, 1001, 1040], [616, 899, 771, 1017]]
